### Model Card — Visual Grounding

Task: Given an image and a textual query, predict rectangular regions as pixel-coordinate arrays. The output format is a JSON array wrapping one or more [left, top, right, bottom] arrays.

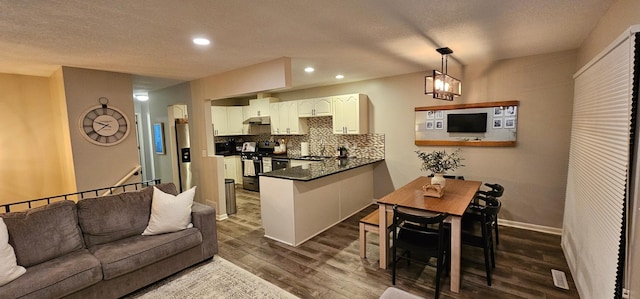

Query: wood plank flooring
[[216, 188, 580, 299]]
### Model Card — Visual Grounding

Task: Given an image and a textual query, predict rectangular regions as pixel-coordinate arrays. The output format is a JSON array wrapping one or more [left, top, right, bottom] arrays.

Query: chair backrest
[[483, 183, 504, 197], [392, 206, 449, 244]]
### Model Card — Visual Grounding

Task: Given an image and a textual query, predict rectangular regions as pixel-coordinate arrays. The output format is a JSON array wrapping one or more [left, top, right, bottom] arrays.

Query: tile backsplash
[[215, 116, 384, 159]]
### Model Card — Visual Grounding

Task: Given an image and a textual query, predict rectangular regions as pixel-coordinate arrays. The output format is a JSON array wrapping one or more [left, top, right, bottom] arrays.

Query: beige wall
[[61, 67, 140, 191], [0, 73, 75, 206], [577, 0, 640, 69], [275, 50, 577, 228]]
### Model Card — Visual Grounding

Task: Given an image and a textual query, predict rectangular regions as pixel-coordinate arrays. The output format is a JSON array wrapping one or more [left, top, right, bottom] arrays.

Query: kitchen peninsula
[[259, 157, 382, 246]]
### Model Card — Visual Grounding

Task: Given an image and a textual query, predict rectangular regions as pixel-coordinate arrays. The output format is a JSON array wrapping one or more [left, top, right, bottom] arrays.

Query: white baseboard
[[498, 218, 563, 235], [216, 214, 229, 221]]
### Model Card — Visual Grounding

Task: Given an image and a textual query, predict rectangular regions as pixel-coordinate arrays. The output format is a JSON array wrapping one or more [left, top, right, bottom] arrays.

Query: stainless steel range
[[240, 141, 274, 192]]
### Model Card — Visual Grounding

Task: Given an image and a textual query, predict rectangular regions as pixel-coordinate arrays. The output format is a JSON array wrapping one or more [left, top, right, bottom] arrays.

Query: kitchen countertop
[[260, 157, 384, 181]]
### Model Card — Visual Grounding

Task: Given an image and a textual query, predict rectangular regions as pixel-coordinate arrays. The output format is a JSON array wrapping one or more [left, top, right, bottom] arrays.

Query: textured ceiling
[[0, 0, 613, 95]]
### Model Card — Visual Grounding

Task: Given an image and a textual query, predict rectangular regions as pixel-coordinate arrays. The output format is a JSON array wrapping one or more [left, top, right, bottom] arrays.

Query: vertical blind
[[562, 33, 635, 299]]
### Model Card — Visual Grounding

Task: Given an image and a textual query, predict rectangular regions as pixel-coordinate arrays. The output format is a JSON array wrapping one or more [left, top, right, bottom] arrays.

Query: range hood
[[243, 116, 271, 125]]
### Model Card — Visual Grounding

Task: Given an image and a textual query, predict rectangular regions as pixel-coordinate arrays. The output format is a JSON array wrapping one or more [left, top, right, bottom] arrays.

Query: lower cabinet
[[223, 156, 242, 184], [259, 165, 374, 246]]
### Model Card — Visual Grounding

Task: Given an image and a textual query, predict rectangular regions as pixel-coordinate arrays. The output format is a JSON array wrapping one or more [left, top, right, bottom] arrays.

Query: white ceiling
[[0, 0, 613, 95]]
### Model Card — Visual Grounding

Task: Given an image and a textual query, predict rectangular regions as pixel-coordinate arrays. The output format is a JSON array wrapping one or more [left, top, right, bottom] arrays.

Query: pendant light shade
[[425, 47, 461, 101]]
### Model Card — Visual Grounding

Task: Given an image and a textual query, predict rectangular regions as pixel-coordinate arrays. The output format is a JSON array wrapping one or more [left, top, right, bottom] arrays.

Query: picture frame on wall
[[504, 117, 516, 128], [493, 118, 503, 129], [435, 111, 444, 119], [426, 120, 435, 130], [426, 111, 435, 119], [493, 107, 503, 117], [435, 120, 444, 129], [153, 123, 166, 154], [505, 106, 517, 116]]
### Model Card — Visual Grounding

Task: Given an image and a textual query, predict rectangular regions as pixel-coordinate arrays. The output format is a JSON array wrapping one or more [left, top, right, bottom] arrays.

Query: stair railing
[[1, 179, 161, 213]]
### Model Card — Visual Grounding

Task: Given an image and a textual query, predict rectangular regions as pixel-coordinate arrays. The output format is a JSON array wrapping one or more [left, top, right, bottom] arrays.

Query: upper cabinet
[[298, 97, 333, 117], [211, 106, 243, 136], [248, 97, 279, 117], [332, 94, 368, 134], [271, 101, 308, 135], [242, 106, 253, 135]]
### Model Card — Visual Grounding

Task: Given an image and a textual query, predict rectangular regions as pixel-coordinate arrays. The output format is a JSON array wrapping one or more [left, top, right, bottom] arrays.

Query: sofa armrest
[[191, 202, 218, 258]]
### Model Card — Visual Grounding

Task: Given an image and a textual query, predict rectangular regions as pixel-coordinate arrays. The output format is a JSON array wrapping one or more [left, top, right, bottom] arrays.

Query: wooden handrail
[[101, 165, 142, 196]]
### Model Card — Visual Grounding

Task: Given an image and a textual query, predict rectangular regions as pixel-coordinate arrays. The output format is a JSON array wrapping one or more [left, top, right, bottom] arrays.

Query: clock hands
[[95, 121, 112, 132]]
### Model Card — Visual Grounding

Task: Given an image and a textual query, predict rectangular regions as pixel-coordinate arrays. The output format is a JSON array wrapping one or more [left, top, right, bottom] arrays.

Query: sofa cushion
[[1, 200, 85, 267], [0, 249, 102, 299], [90, 227, 202, 280], [77, 183, 178, 247], [142, 186, 196, 235]]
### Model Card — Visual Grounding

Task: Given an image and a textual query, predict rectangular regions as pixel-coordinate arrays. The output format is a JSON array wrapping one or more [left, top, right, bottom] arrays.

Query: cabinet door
[[332, 94, 368, 134], [242, 106, 252, 135], [297, 99, 314, 117], [226, 107, 243, 135], [211, 106, 228, 136], [313, 97, 333, 116], [249, 98, 276, 117], [270, 102, 281, 134], [285, 101, 299, 134], [224, 156, 237, 180]]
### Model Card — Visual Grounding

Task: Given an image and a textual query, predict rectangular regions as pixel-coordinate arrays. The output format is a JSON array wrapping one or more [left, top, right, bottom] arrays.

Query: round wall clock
[[78, 97, 130, 146]]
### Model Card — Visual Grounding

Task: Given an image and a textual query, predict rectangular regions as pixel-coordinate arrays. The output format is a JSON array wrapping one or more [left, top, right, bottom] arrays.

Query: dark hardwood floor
[[216, 188, 580, 299]]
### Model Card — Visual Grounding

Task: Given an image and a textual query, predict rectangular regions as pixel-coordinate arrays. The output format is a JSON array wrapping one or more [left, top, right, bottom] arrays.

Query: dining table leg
[[450, 215, 461, 293], [378, 204, 389, 269]]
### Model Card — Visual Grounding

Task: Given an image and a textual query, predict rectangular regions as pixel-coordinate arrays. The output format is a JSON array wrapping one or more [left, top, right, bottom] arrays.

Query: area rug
[[125, 256, 299, 299]]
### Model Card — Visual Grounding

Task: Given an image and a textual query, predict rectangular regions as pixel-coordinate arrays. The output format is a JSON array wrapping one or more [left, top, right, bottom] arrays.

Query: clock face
[[79, 105, 130, 146]]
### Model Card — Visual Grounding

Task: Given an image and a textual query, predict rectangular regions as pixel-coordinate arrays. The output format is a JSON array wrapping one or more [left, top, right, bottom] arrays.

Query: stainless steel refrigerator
[[174, 118, 192, 192]]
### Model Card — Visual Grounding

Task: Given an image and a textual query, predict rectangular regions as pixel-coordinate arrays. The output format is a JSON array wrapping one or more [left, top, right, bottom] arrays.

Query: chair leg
[[359, 223, 366, 258], [483, 244, 492, 286], [435, 257, 442, 299], [494, 218, 500, 245]]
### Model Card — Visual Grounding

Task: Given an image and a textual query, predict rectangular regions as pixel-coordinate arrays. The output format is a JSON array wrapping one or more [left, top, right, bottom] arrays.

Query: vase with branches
[[415, 149, 464, 188]]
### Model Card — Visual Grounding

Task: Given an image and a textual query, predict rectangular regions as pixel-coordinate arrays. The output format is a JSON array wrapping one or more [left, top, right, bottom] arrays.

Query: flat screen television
[[447, 113, 487, 133]]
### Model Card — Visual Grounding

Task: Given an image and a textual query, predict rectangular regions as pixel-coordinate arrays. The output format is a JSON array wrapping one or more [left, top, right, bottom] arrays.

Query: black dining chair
[[461, 195, 501, 286], [475, 183, 504, 244], [391, 205, 449, 299]]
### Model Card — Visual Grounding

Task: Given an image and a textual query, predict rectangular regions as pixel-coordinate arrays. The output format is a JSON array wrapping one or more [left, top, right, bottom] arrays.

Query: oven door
[[241, 157, 263, 192]]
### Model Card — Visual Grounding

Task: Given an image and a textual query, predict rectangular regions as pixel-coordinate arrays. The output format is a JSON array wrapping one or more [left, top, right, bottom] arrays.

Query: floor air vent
[[551, 269, 569, 290]]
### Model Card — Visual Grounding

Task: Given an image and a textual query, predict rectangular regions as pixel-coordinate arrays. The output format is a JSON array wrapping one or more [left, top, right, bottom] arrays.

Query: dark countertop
[[259, 157, 384, 181]]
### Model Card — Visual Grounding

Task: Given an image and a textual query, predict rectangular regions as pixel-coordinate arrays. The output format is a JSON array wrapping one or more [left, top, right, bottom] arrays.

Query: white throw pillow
[[142, 186, 196, 235], [0, 217, 26, 286]]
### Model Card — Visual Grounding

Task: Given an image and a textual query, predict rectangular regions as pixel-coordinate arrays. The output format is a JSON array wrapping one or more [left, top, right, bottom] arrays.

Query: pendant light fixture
[[425, 47, 461, 101]]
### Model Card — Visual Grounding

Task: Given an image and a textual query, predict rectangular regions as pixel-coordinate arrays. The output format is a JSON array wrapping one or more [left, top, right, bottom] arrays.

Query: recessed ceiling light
[[304, 67, 315, 73], [336, 74, 344, 79], [193, 38, 210, 45], [135, 94, 149, 101]]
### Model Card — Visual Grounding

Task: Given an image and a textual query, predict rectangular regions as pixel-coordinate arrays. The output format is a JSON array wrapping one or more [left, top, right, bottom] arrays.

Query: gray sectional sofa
[[0, 183, 217, 299]]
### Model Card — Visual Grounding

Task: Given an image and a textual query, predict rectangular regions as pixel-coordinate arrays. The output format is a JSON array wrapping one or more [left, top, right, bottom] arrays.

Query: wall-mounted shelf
[[415, 101, 519, 147]]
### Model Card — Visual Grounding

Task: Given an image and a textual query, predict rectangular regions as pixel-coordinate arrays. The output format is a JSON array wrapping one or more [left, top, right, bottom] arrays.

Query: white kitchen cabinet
[[223, 155, 242, 184], [226, 107, 243, 135], [242, 106, 252, 135], [332, 93, 368, 134], [211, 106, 228, 136], [248, 97, 279, 117], [211, 106, 243, 136], [298, 97, 332, 117], [271, 101, 308, 135]]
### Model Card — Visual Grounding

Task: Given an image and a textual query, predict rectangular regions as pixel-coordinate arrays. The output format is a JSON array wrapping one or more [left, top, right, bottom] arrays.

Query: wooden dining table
[[377, 176, 482, 293]]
